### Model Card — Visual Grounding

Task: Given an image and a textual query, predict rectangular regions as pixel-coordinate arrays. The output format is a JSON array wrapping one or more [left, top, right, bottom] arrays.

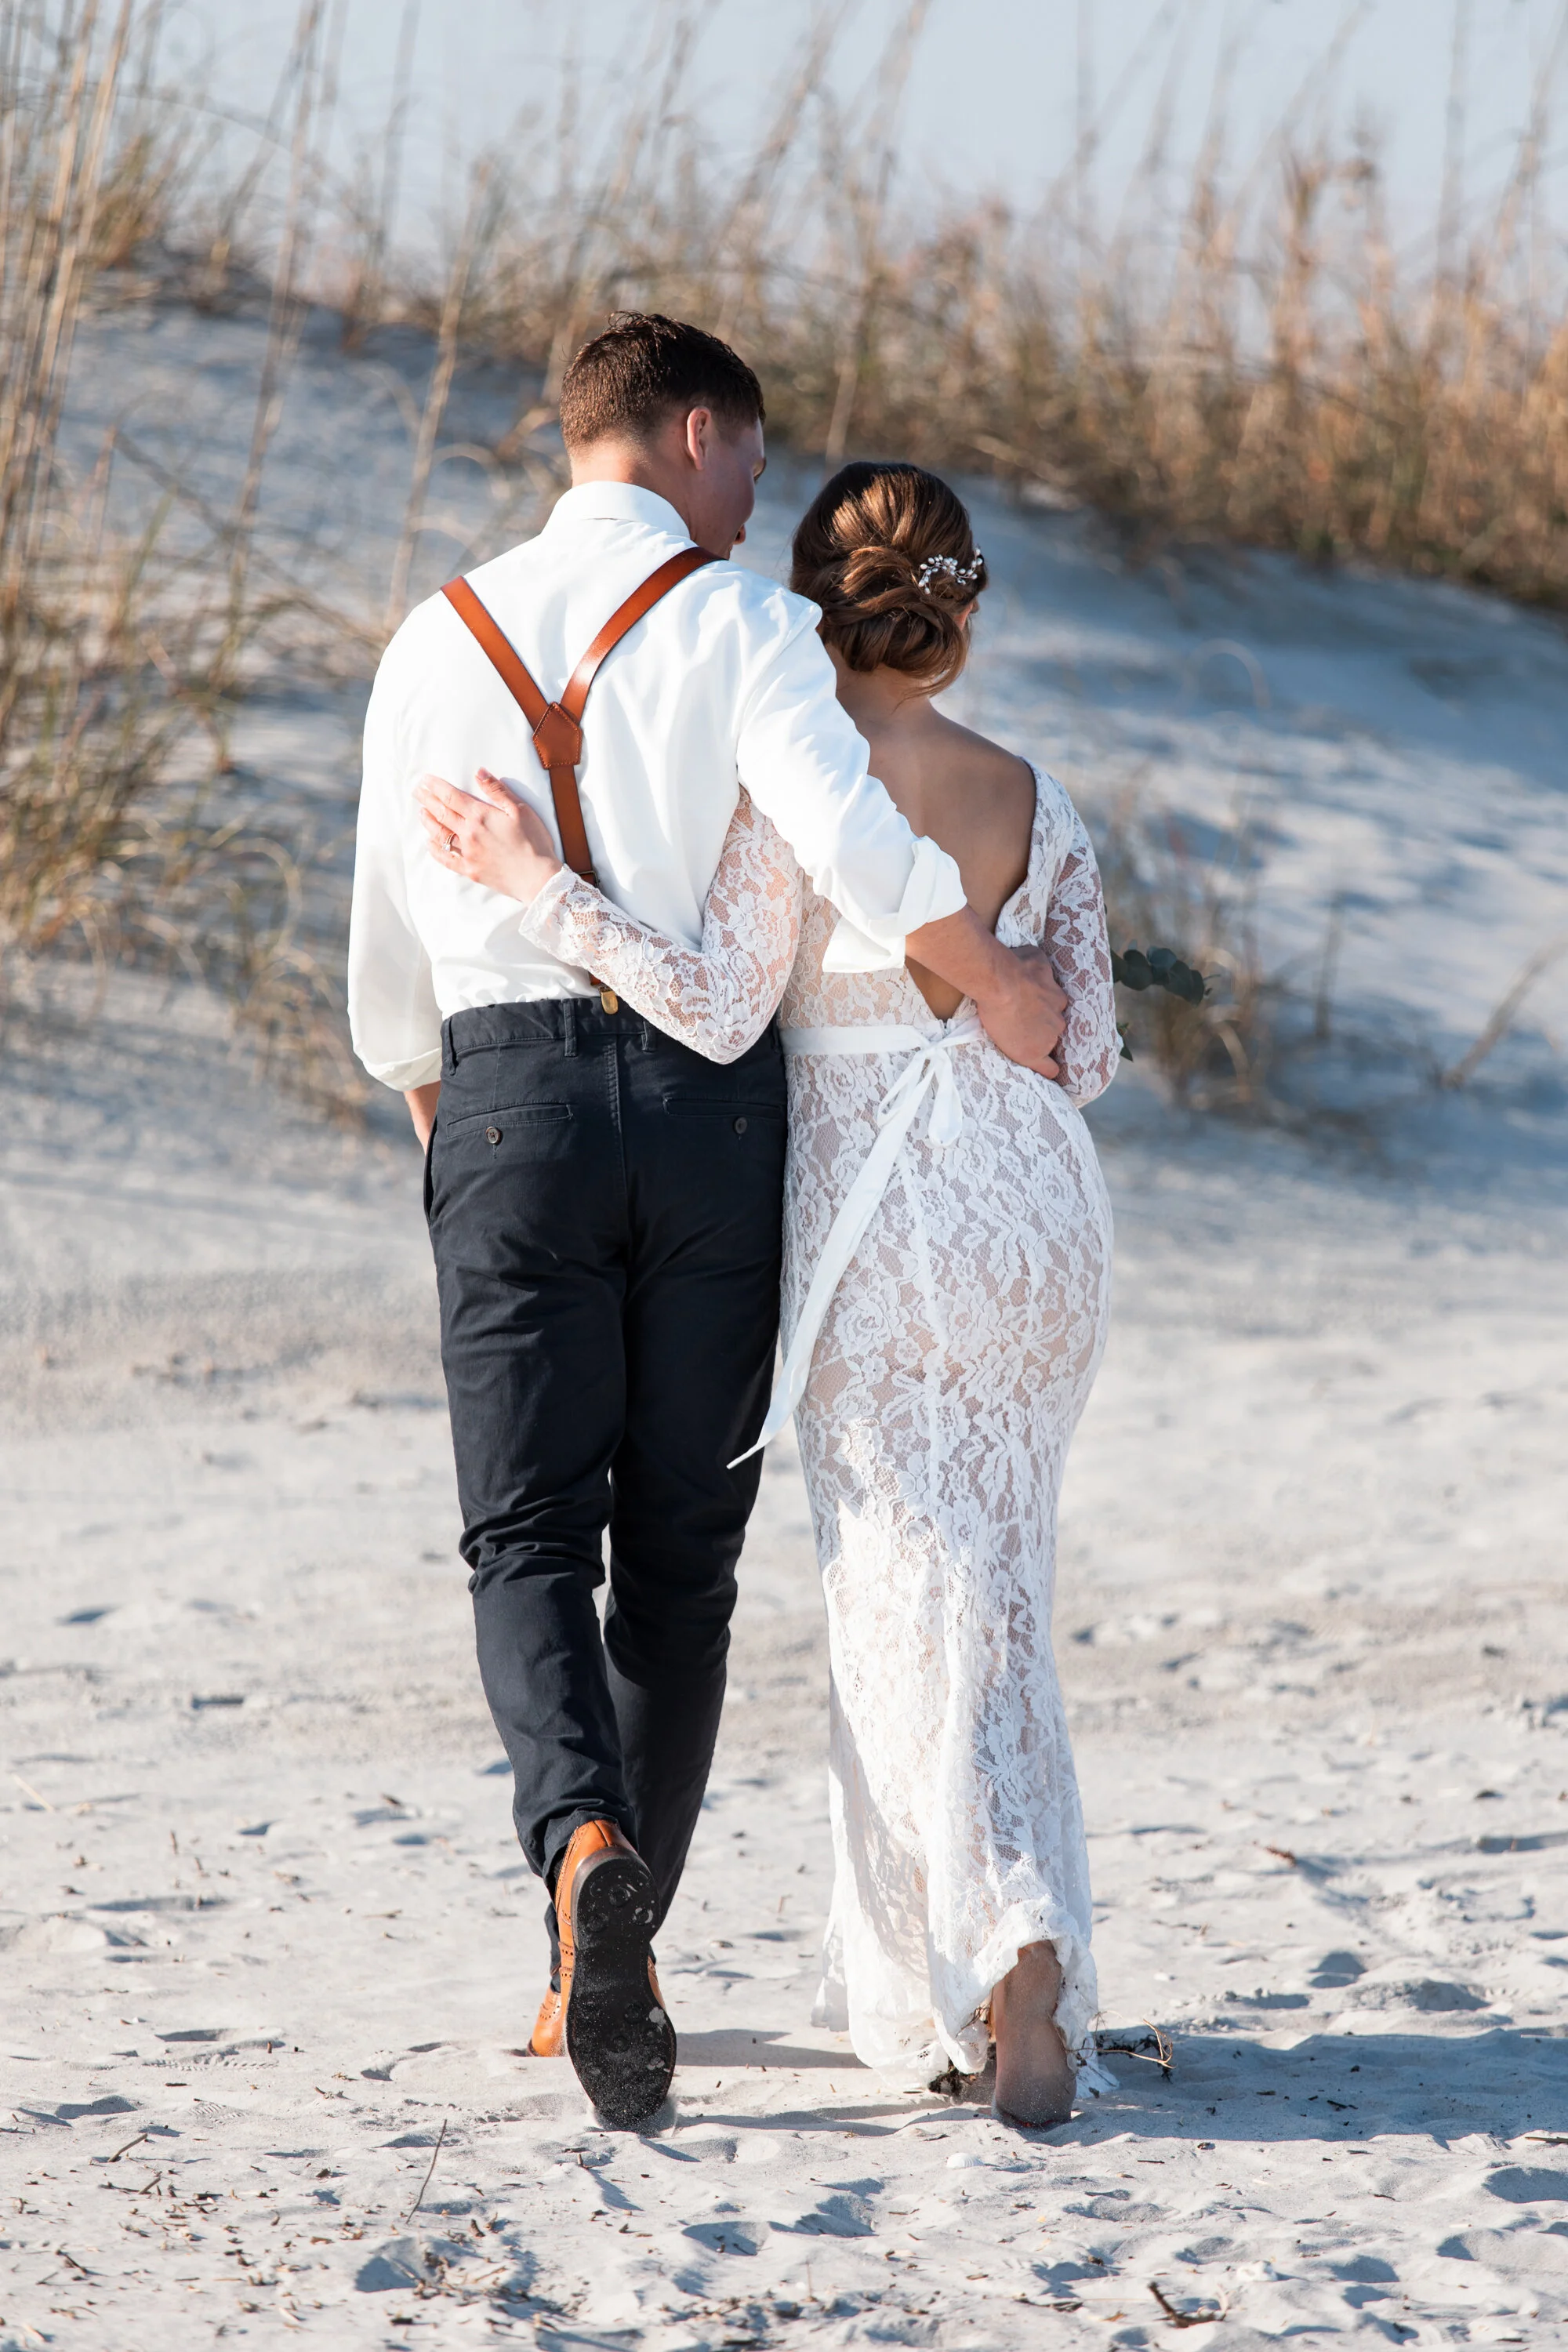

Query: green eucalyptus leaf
[[1163, 960, 1205, 1005]]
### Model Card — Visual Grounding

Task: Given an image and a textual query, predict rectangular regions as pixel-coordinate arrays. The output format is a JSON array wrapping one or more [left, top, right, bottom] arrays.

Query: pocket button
[[485, 1125, 501, 1145], [733, 1116, 748, 1135]]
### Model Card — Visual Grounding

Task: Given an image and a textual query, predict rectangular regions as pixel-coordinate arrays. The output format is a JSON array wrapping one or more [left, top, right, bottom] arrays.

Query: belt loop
[[562, 996, 577, 1058], [638, 1015, 652, 1052], [441, 1017, 457, 1079]]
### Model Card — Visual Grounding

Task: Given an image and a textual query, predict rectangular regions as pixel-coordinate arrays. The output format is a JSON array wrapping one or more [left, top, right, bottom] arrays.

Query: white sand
[[4, 308, 1568, 2348]]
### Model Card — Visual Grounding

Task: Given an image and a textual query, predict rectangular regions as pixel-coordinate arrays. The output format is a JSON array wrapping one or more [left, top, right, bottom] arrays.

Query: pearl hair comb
[[914, 550, 984, 597]]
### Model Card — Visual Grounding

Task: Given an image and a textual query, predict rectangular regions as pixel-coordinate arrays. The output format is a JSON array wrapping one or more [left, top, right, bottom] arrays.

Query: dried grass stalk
[[0, 0, 362, 1112]]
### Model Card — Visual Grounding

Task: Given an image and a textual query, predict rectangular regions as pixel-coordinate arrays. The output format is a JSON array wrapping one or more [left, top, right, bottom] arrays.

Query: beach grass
[[0, 2, 363, 1104], [372, 3, 1568, 611], [4, 1, 1563, 1108]]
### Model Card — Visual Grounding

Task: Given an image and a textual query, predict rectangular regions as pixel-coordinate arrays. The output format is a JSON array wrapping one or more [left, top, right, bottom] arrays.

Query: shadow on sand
[[663, 2024, 1568, 2154], [1058, 2024, 1568, 2149], [674, 2028, 866, 2072]]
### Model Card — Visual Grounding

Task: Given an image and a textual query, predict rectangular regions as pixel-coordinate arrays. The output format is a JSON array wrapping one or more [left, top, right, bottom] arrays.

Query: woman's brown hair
[[789, 461, 987, 695]]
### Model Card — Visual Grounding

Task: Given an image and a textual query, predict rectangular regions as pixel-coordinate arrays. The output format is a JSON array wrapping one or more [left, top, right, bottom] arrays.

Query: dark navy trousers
[[425, 997, 786, 1960]]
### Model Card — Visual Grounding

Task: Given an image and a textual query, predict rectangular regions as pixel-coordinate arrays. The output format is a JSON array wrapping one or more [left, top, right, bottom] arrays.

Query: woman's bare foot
[[991, 1940, 1075, 2127]]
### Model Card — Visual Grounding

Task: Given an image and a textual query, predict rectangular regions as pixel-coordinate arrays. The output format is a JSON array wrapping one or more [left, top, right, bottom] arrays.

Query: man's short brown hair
[[558, 312, 765, 452]]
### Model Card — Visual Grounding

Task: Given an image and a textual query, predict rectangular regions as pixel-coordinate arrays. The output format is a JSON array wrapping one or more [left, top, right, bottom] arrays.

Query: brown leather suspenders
[[440, 545, 719, 886]]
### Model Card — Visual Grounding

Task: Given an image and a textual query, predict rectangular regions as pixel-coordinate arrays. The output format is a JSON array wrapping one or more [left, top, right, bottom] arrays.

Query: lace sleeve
[[517, 789, 803, 1066], [1045, 815, 1120, 1108]]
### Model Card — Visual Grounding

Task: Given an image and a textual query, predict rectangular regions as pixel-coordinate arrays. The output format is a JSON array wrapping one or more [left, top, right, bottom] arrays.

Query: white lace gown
[[519, 766, 1120, 2082]]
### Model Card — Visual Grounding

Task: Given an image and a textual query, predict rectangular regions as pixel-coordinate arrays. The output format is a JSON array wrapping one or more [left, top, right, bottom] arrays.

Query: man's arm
[[347, 644, 445, 1094], [405, 1082, 441, 1149], [735, 605, 1065, 1073], [905, 915, 1065, 1076]]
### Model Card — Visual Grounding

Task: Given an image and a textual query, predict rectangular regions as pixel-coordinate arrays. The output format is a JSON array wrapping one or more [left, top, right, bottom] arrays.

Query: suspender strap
[[440, 545, 719, 884]]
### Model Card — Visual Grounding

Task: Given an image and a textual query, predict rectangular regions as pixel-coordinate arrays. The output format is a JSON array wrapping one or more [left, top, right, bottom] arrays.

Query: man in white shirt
[[348, 314, 1065, 2126]]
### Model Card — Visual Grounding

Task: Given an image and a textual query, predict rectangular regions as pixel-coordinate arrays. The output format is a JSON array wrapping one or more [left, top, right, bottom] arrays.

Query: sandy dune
[[3, 307, 1568, 2347]]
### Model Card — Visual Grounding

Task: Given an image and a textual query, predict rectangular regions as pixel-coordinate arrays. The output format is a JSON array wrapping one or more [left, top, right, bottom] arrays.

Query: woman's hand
[[416, 768, 564, 905]]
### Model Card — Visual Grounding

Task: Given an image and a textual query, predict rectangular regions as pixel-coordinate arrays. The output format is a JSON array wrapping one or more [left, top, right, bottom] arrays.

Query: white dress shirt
[[348, 481, 966, 1090]]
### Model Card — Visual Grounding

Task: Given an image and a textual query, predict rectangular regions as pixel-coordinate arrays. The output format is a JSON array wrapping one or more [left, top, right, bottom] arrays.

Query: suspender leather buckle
[[532, 702, 583, 771]]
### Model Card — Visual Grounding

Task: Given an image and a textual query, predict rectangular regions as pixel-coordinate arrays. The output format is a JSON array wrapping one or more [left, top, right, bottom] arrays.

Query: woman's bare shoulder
[[927, 711, 1036, 802]]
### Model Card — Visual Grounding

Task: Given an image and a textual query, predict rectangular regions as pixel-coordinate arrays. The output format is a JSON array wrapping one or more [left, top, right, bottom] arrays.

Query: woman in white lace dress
[[417, 464, 1120, 2124]]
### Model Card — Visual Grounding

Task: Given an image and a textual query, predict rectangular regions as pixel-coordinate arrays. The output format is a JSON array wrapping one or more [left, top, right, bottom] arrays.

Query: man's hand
[[416, 768, 564, 905], [972, 944, 1067, 1077], [904, 909, 1065, 1077]]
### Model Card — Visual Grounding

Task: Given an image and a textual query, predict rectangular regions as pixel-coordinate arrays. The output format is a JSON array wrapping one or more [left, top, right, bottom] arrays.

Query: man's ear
[[684, 405, 715, 469]]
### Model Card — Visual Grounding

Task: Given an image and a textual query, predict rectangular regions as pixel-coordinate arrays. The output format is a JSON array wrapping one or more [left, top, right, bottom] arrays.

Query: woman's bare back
[[844, 694, 1036, 1019]]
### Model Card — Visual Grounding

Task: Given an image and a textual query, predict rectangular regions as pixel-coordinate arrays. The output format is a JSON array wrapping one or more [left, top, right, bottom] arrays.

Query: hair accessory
[[914, 550, 984, 598]]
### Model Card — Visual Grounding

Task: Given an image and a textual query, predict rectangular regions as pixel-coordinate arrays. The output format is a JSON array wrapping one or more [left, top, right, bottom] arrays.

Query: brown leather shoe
[[528, 1984, 564, 2058], [528, 1959, 664, 2061], [553, 1821, 673, 2127]]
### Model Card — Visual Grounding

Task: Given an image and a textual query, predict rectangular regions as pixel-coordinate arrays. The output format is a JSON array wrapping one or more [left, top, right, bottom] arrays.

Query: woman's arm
[[521, 793, 801, 1062], [1044, 815, 1120, 1107], [415, 771, 802, 1065]]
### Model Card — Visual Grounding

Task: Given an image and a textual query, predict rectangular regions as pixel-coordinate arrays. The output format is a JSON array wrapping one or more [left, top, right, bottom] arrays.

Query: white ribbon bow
[[730, 1013, 985, 1465]]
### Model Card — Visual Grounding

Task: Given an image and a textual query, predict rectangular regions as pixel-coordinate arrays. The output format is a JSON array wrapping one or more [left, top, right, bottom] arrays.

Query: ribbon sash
[[730, 1014, 985, 1465]]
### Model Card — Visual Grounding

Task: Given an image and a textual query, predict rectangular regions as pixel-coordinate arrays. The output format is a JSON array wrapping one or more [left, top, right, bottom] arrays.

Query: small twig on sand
[[405, 2115, 447, 2223], [1150, 2278, 1226, 2327], [1141, 2020, 1174, 2076], [106, 2130, 151, 2163], [58, 2249, 94, 2278], [1259, 1842, 1299, 1867], [1098, 2023, 1173, 2076], [10, 1773, 55, 1811]]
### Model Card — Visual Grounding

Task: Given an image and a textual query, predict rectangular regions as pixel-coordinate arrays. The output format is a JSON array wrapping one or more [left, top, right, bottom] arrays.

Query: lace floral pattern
[[521, 768, 1120, 2080], [517, 788, 803, 1062]]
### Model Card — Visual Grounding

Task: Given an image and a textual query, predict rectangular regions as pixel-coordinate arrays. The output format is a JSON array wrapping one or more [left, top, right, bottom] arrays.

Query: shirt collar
[[543, 481, 692, 540]]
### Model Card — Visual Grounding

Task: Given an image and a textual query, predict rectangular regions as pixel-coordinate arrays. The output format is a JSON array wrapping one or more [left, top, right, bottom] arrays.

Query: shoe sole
[[563, 1849, 674, 2129]]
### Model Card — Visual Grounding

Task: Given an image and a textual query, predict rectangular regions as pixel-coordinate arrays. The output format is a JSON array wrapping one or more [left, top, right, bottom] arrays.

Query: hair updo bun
[[790, 461, 987, 694]]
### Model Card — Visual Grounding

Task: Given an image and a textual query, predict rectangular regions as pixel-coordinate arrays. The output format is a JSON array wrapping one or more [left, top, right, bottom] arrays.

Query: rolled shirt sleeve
[[347, 653, 444, 1091], [735, 605, 965, 972]]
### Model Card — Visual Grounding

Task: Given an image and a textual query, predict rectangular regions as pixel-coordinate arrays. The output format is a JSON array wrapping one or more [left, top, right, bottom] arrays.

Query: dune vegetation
[[2, 0, 1562, 1103]]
